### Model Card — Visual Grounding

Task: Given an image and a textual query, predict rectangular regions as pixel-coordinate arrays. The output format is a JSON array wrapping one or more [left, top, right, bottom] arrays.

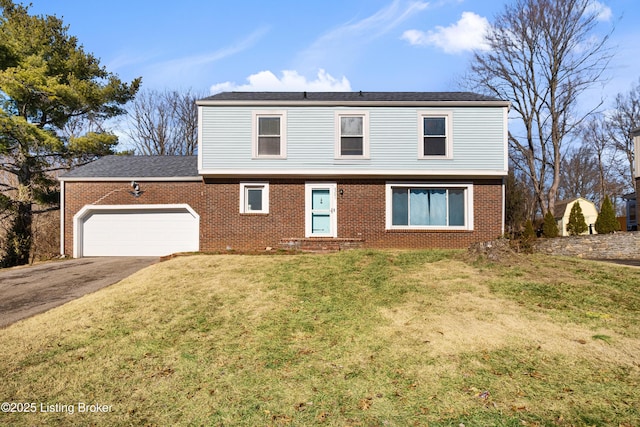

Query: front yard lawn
[[1, 250, 639, 426]]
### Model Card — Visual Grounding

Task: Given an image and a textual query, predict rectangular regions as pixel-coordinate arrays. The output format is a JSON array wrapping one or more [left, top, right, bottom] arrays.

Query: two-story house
[[59, 92, 509, 257]]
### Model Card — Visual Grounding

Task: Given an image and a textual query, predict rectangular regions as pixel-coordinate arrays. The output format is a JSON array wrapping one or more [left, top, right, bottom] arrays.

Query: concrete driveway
[[0, 257, 157, 328]]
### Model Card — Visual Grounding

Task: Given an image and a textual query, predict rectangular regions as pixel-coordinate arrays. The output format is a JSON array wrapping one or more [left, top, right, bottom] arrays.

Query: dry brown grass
[[381, 258, 640, 366], [0, 250, 638, 426]]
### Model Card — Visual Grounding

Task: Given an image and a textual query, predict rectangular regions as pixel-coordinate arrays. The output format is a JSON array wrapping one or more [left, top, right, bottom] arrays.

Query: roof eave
[[196, 99, 511, 108], [198, 168, 508, 179], [59, 176, 202, 182]]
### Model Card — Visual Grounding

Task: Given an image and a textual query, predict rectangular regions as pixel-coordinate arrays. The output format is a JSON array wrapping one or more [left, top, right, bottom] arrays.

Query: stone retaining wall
[[533, 232, 640, 260]]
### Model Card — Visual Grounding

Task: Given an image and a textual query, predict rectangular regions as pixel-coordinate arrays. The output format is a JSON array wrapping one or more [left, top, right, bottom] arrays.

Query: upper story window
[[252, 111, 287, 159], [419, 111, 452, 159], [335, 111, 369, 159]]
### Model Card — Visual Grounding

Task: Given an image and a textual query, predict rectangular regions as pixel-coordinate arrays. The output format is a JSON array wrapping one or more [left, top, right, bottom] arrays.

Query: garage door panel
[[81, 208, 199, 257]]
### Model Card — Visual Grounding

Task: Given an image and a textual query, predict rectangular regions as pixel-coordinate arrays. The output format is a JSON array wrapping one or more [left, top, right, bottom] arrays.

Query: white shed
[[554, 198, 598, 236]]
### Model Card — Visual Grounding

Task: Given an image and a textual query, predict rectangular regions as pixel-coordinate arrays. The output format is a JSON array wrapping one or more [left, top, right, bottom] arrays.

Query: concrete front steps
[[279, 238, 364, 253]]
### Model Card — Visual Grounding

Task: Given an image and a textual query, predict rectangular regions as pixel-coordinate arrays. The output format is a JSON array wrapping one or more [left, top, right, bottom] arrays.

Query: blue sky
[[28, 0, 639, 107]]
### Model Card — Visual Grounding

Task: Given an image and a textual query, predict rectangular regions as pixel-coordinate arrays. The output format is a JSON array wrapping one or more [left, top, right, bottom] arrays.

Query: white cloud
[[587, 0, 612, 21], [402, 11, 490, 53], [210, 69, 352, 93]]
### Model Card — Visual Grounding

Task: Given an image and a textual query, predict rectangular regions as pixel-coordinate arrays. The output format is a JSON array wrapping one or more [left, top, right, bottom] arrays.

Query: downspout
[[502, 176, 506, 236], [59, 180, 65, 257]]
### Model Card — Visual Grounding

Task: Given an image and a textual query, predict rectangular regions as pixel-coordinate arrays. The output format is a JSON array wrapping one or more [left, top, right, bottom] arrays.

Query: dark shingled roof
[[60, 155, 198, 179], [200, 91, 505, 103]]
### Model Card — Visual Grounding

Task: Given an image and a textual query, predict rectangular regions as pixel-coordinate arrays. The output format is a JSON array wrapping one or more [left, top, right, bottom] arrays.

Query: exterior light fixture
[[130, 181, 142, 197]]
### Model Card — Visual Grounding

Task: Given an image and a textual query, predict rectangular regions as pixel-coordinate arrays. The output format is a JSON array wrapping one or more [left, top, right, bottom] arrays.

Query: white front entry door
[[305, 183, 337, 237]]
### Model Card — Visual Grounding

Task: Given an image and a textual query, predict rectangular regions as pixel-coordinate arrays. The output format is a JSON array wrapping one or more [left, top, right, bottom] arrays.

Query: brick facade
[[63, 178, 504, 255], [62, 181, 205, 256]]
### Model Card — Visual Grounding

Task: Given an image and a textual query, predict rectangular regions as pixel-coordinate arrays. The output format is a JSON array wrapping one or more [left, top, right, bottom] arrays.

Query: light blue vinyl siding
[[199, 106, 506, 173]]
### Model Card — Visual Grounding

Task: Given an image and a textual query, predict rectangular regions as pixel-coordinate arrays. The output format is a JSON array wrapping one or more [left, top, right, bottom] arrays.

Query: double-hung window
[[419, 111, 452, 158], [335, 111, 369, 158], [240, 182, 269, 214], [253, 111, 286, 159], [386, 183, 473, 230]]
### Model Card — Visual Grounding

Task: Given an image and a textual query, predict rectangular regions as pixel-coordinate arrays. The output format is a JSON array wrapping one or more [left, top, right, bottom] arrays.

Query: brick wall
[[201, 178, 306, 251], [335, 179, 504, 249], [62, 180, 205, 256], [63, 178, 504, 255]]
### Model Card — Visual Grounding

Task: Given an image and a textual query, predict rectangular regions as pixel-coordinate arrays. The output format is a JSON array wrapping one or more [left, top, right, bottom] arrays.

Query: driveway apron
[[0, 257, 156, 328]]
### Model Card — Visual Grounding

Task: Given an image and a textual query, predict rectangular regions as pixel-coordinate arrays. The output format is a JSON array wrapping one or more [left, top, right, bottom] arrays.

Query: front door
[[305, 183, 337, 237]]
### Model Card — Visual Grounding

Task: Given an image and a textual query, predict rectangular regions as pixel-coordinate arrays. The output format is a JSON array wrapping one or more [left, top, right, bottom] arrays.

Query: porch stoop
[[279, 238, 365, 252]]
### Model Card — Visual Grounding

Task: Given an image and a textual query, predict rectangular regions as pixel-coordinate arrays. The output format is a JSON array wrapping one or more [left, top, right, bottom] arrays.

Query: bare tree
[[174, 91, 200, 155], [558, 144, 600, 202], [580, 113, 627, 206], [466, 0, 613, 216], [607, 78, 640, 191], [126, 89, 203, 155]]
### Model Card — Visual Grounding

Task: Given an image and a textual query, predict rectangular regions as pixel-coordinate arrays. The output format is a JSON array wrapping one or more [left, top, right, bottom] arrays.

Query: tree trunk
[[1, 201, 33, 267]]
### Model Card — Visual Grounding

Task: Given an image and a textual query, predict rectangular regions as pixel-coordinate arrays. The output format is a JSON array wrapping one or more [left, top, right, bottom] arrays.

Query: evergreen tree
[[520, 219, 537, 253], [0, 1, 140, 266], [505, 170, 529, 236], [566, 201, 588, 236], [522, 219, 536, 241], [542, 211, 559, 238], [594, 195, 619, 234]]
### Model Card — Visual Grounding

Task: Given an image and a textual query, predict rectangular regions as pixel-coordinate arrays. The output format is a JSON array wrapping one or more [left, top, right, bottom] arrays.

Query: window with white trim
[[386, 183, 473, 230], [240, 182, 269, 214], [335, 111, 369, 158], [419, 111, 452, 158], [252, 111, 286, 158]]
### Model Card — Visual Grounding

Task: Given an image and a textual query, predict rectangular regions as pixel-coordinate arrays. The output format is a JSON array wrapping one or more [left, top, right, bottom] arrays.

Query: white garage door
[[79, 206, 199, 257]]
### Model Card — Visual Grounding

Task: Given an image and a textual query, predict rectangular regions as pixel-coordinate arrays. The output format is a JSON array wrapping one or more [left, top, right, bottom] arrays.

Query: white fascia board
[[634, 132, 640, 179], [199, 168, 508, 178], [196, 99, 511, 108], [198, 105, 204, 173], [503, 107, 510, 174], [74, 203, 200, 220], [59, 176, 203, 182]]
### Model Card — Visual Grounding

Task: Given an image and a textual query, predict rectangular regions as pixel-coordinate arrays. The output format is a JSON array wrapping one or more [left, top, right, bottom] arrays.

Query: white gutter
[[198, 168, 508, 178], [58, 176, 203, 182]]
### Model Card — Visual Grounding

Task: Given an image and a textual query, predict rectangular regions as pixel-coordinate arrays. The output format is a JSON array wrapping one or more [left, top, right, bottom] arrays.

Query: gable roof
[[59, 155, 200, 181], [553, 197, 597, 219], [198, 91, 510, 107]]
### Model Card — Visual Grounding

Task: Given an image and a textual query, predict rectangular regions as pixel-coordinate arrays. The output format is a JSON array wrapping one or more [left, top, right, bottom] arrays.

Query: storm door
[[305, 183, 337, 237]]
